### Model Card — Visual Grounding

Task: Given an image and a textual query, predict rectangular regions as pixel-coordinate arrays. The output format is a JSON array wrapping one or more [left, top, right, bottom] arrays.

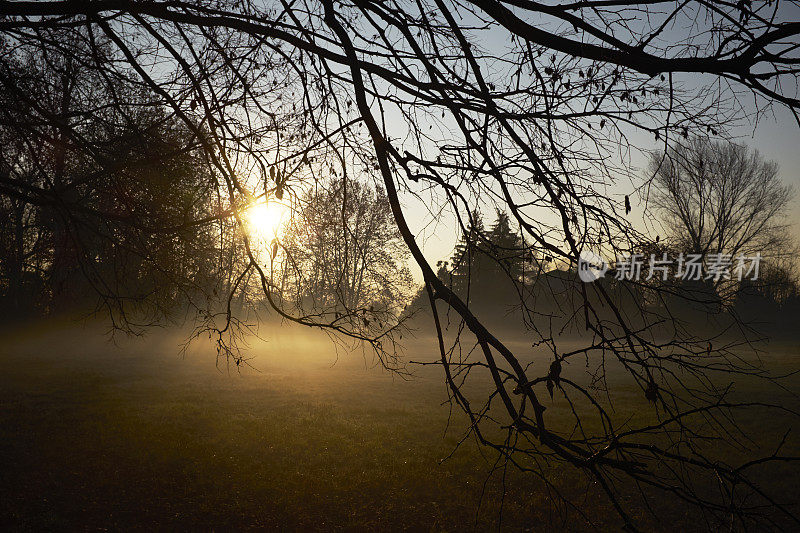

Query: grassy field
[[0, 320, 798, 531]]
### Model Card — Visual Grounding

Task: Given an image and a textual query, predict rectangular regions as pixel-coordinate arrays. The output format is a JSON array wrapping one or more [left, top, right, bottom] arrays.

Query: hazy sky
[[396, 6, 800, 281], [404, 108, 800, 282]]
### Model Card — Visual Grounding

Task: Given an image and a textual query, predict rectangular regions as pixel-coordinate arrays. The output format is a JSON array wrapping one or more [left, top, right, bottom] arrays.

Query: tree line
[[409, 138, 797, 336]]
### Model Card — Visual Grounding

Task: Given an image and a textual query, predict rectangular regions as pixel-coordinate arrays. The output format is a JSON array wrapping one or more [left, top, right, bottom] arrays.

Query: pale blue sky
[[394, 5, 800, 281], [403, 110, 800, 282]]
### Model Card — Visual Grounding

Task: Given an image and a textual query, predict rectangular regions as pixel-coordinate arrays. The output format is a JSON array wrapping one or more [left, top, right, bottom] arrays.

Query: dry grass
[[0, 320, 797, 531]]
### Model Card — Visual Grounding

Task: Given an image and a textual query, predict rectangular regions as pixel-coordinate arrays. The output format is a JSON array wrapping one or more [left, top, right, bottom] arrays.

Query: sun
[[245, 201, 287, 242]]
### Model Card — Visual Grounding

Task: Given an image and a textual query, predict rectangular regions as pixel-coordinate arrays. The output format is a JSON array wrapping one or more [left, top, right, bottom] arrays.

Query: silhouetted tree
[[0, 31, 219, 325], [650, 138, 794, 304], [447, 211, 488, 297], [279, 178, 414, 336], [651, 139, 791, 258], [1, 1, 800, 528]]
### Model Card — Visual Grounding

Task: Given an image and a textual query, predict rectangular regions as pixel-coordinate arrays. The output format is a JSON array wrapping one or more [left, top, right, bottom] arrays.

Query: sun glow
[[245, 201, 287, 242]]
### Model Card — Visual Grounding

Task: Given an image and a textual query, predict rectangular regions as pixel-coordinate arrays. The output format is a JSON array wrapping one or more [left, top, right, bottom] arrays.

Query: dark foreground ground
[[0, 319, 798, 531]]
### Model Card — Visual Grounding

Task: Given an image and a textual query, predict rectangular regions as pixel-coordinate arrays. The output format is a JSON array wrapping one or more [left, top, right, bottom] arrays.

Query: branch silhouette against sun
[[1, 0, 800, 529]]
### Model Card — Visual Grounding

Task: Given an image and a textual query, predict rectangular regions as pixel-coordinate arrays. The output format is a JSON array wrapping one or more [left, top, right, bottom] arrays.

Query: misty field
[[1, 320, 798, 531]]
